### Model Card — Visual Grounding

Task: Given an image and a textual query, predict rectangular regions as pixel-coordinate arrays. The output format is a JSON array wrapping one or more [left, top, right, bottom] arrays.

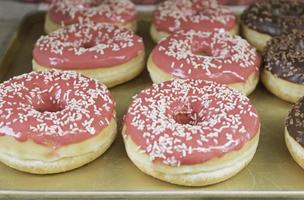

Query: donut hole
[[34, 103, 63, 113], [193, 45, 230, 59], [173, 112, 199, 125], [191, 43, 212, 56], [192, 49, 211, 56], [81, 41, 96, 49], [32, 94, 65, 113]]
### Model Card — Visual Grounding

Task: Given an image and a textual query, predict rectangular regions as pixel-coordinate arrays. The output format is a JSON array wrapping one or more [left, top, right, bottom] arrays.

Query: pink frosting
[[48, 0, 137, 26], [124, 79, 260, 166], [0, 70, 115, 147], [153, 0, 237, 33], [151, 30, 260, 84], [33, 22, 144, 69]]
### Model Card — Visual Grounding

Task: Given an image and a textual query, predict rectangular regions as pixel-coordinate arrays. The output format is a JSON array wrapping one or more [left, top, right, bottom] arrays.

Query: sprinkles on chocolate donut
[[285, 97, 304, 170], [242, 0, 304, 36], [261, 31, 304, 103], [241, 0, 304, 51]]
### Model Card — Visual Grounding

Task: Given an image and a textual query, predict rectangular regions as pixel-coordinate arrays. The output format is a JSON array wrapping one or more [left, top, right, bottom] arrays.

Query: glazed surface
[[0, 70, 115, 147], [151, 30, 260, 84], [153, 0, 236, 33], [263, 31, 304, 84], [124, 79, 260, 166], [33, 22, 144, 69], [48, 0, 136, 25], [242, 0, 304, 36], [286, 97, 304, 147]]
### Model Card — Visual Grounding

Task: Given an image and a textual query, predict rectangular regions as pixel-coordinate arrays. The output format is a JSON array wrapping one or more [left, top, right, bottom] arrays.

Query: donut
[[123, 79, 260, 186], [261, 31, 304, 103], [0, 70, 116, 174], [45, 0, 137, 33], [241, 0, 304, 51], [33, 22, 145, 88], [147, 29, 260, 96], [285, 97, 304, 169], [150, 0, 238, 43]]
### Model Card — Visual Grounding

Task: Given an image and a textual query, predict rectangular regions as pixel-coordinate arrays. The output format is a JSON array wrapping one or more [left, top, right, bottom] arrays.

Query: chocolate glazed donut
[[285, 97, 304, 169], [286, 97, 304, 145], [261, 31, 304, 103], [264, 31, 304, 84], [241, 0, 304, 51]]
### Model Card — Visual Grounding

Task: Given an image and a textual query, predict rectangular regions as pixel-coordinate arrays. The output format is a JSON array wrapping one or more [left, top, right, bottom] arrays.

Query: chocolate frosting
[[242, 0, 304, 36], [263, 31, 304, 84], [286, 97, 304, 146]]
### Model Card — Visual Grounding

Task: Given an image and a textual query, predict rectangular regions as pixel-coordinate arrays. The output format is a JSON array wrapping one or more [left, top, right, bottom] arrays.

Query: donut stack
[[0, 0, 303, 188]]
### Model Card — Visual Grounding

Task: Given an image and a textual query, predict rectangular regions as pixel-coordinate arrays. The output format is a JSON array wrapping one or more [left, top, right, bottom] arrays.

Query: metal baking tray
[[0, 11, 303, 199]]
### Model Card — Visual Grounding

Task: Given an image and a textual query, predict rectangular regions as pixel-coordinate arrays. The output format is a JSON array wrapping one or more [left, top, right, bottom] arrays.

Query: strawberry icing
[[153, 0, 237, 33], [124, 79, 260, 166], [0, 70, 115, 147], [33, 22, 144, 69], [150, 29, 260, 83], [48, 0, 137, 26]]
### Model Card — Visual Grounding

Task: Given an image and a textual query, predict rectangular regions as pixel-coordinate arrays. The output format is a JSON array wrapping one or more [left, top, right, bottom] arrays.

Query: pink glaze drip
[[48, 0, 137, 26], [151, 30, 260, 84], [33, 22, 144, 69], [124, 79, 260, 166], [0, 70, 115, 147], [153, 0, 237, 33]]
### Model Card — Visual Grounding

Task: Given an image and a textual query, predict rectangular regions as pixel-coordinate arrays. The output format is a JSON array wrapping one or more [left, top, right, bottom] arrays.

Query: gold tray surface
[[0, 12, 303, 199]]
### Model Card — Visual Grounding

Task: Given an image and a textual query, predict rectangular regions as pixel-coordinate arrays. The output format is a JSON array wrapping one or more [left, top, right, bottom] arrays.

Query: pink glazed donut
[[45, 0, 138, 33], [150, 0, 238, 42], [33, 22, 145, 88], [0, 70, 116, 174], [147, 29, 260, 95], [123, 79, 260, 186]]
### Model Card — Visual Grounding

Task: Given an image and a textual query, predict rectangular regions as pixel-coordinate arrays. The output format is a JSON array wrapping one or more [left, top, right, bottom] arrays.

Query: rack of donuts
[[1, 0, 303, 187]]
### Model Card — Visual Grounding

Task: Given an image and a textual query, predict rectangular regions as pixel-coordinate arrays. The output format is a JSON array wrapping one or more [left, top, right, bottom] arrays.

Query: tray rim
[[1, 190, 304, 199], [0, 11, 303, 199]]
